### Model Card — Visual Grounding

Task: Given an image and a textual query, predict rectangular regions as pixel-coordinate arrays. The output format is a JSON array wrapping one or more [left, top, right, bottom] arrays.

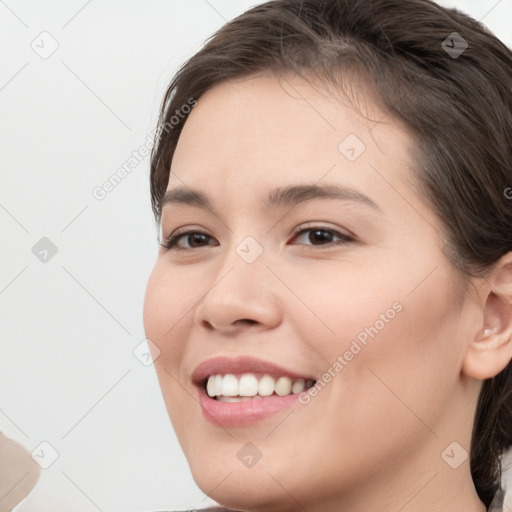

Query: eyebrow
[[160, 183, 381, 214]]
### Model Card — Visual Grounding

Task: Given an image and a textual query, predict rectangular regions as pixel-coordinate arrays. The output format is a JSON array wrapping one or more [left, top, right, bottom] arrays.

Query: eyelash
[[160, 224, 354, 252]]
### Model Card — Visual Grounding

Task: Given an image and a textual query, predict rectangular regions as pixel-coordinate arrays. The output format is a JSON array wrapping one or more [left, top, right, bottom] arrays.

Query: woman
[[143, 0, 512, 510]]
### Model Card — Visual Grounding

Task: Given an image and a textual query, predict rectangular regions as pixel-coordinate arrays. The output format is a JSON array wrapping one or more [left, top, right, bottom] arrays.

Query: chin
[[187, 447, 318, 512], [192, 472, 293, 512]]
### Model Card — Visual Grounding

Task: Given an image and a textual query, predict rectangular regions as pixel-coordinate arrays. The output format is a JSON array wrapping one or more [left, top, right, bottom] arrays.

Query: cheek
[[306, 252, 461, 361], [143, 262, 197, 435], [297, 256, 462, 416], [283, 258, 404, 356], [327, 267, 461, 435], [143, 262, 192, 368]]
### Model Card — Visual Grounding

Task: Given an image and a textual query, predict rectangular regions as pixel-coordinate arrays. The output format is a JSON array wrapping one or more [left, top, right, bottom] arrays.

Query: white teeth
[[221, 374, 239, 396], [258, 375, 275, 396], [274, 376, 292, 396], [238, 374, 259, 396], [292, 379, 306, 394], [206, 377, 217, 397], [205, 373, 309, 398], [217, 396, 251, 402]]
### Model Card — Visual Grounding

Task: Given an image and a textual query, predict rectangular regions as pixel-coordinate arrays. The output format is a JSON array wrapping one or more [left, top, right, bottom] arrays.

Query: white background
[[1, 1, 511, 511]]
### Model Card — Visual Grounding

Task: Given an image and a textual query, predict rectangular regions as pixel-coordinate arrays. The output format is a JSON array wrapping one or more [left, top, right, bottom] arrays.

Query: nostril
[[201, 320, 214, 330]]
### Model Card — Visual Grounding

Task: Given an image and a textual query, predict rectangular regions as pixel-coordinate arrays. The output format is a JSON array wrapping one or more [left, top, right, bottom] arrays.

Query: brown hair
[[149, 0, 512, 508]]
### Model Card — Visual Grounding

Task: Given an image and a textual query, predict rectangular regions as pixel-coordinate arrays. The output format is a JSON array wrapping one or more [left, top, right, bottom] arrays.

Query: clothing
[[488, 486, 506, 512], [170, 507, 234, 512], [169, 487, 508, 512], [167, 508, 234, 511]]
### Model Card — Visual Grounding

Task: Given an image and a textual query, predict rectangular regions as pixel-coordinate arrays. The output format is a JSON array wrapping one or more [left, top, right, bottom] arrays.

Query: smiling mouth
[[203, 373, 317, 401]]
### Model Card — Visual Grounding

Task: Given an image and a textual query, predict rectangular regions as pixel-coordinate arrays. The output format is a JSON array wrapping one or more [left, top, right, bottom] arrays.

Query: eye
[[160, 224, 353, 252], [290, 225, 353, 247], [160, 230, 217, 251]]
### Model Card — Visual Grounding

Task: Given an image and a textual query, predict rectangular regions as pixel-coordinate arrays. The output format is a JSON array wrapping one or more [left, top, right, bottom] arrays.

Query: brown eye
[[161, 230, 217, 251], [292, 227, 353, 247]]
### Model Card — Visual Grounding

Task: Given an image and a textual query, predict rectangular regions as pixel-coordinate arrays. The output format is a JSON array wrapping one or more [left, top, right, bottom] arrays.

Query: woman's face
[[143, 72, 482, 510]]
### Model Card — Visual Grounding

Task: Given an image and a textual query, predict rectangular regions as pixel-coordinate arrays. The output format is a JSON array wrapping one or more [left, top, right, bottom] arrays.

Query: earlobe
[[462, 330, 512, 380], [461, 256, 512, 381]]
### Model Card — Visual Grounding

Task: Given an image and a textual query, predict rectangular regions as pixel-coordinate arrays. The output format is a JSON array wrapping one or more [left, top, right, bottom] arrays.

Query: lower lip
[[197, 387, 301, 427]]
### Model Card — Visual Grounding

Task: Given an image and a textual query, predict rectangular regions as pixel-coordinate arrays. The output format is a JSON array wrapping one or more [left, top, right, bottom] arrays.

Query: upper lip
[[191, 356, 317, 386]]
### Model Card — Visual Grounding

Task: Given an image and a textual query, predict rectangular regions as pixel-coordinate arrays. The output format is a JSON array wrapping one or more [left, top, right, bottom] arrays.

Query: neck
[[305, 437, 488, 512]]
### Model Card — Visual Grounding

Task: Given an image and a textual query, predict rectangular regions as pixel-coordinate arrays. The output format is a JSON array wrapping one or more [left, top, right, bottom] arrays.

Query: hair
[[149, 0, 512, 508]]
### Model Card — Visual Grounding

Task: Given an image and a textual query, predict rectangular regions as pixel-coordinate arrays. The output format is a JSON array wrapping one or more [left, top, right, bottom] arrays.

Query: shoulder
[[158, 508, 236, 512]]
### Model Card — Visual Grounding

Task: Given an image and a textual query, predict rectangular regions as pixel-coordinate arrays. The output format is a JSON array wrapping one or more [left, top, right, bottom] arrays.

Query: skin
[[143, 71, 512, 512]]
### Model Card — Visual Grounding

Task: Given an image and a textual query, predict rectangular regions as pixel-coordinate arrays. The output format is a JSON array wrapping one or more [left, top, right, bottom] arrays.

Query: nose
[[193, 246, 282, 334]]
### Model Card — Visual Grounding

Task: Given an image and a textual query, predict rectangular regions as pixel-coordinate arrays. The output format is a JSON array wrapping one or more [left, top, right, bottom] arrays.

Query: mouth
[[201, 373, 316, 401], [191, 356, 317, 427]]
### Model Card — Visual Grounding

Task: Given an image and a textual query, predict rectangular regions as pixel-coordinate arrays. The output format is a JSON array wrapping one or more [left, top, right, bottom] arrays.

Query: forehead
[[166, 72, 417, 215]]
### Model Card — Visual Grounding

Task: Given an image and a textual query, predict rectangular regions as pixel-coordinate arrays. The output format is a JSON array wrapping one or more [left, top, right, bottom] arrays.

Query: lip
[[191, 355, 316, 385], [191, 356, 317, 428]]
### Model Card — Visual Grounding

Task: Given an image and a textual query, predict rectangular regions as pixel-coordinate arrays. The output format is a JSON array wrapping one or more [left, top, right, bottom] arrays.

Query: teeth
[[258, 375, 274, 396], [215, 374, 223, 392], [292, 379, 306, 394], [217, 396, 250, 402], [274, 376, 292, 396], [206, 377, 216, 397], [221, 374, 238, 396], [205, 373, 309, 398], [217, 395, 263, 402], [238, 374, 259, 396]]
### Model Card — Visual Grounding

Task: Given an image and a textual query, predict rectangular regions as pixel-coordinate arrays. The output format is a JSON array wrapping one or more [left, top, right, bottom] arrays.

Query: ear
[[462, 252, 512, 380]]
